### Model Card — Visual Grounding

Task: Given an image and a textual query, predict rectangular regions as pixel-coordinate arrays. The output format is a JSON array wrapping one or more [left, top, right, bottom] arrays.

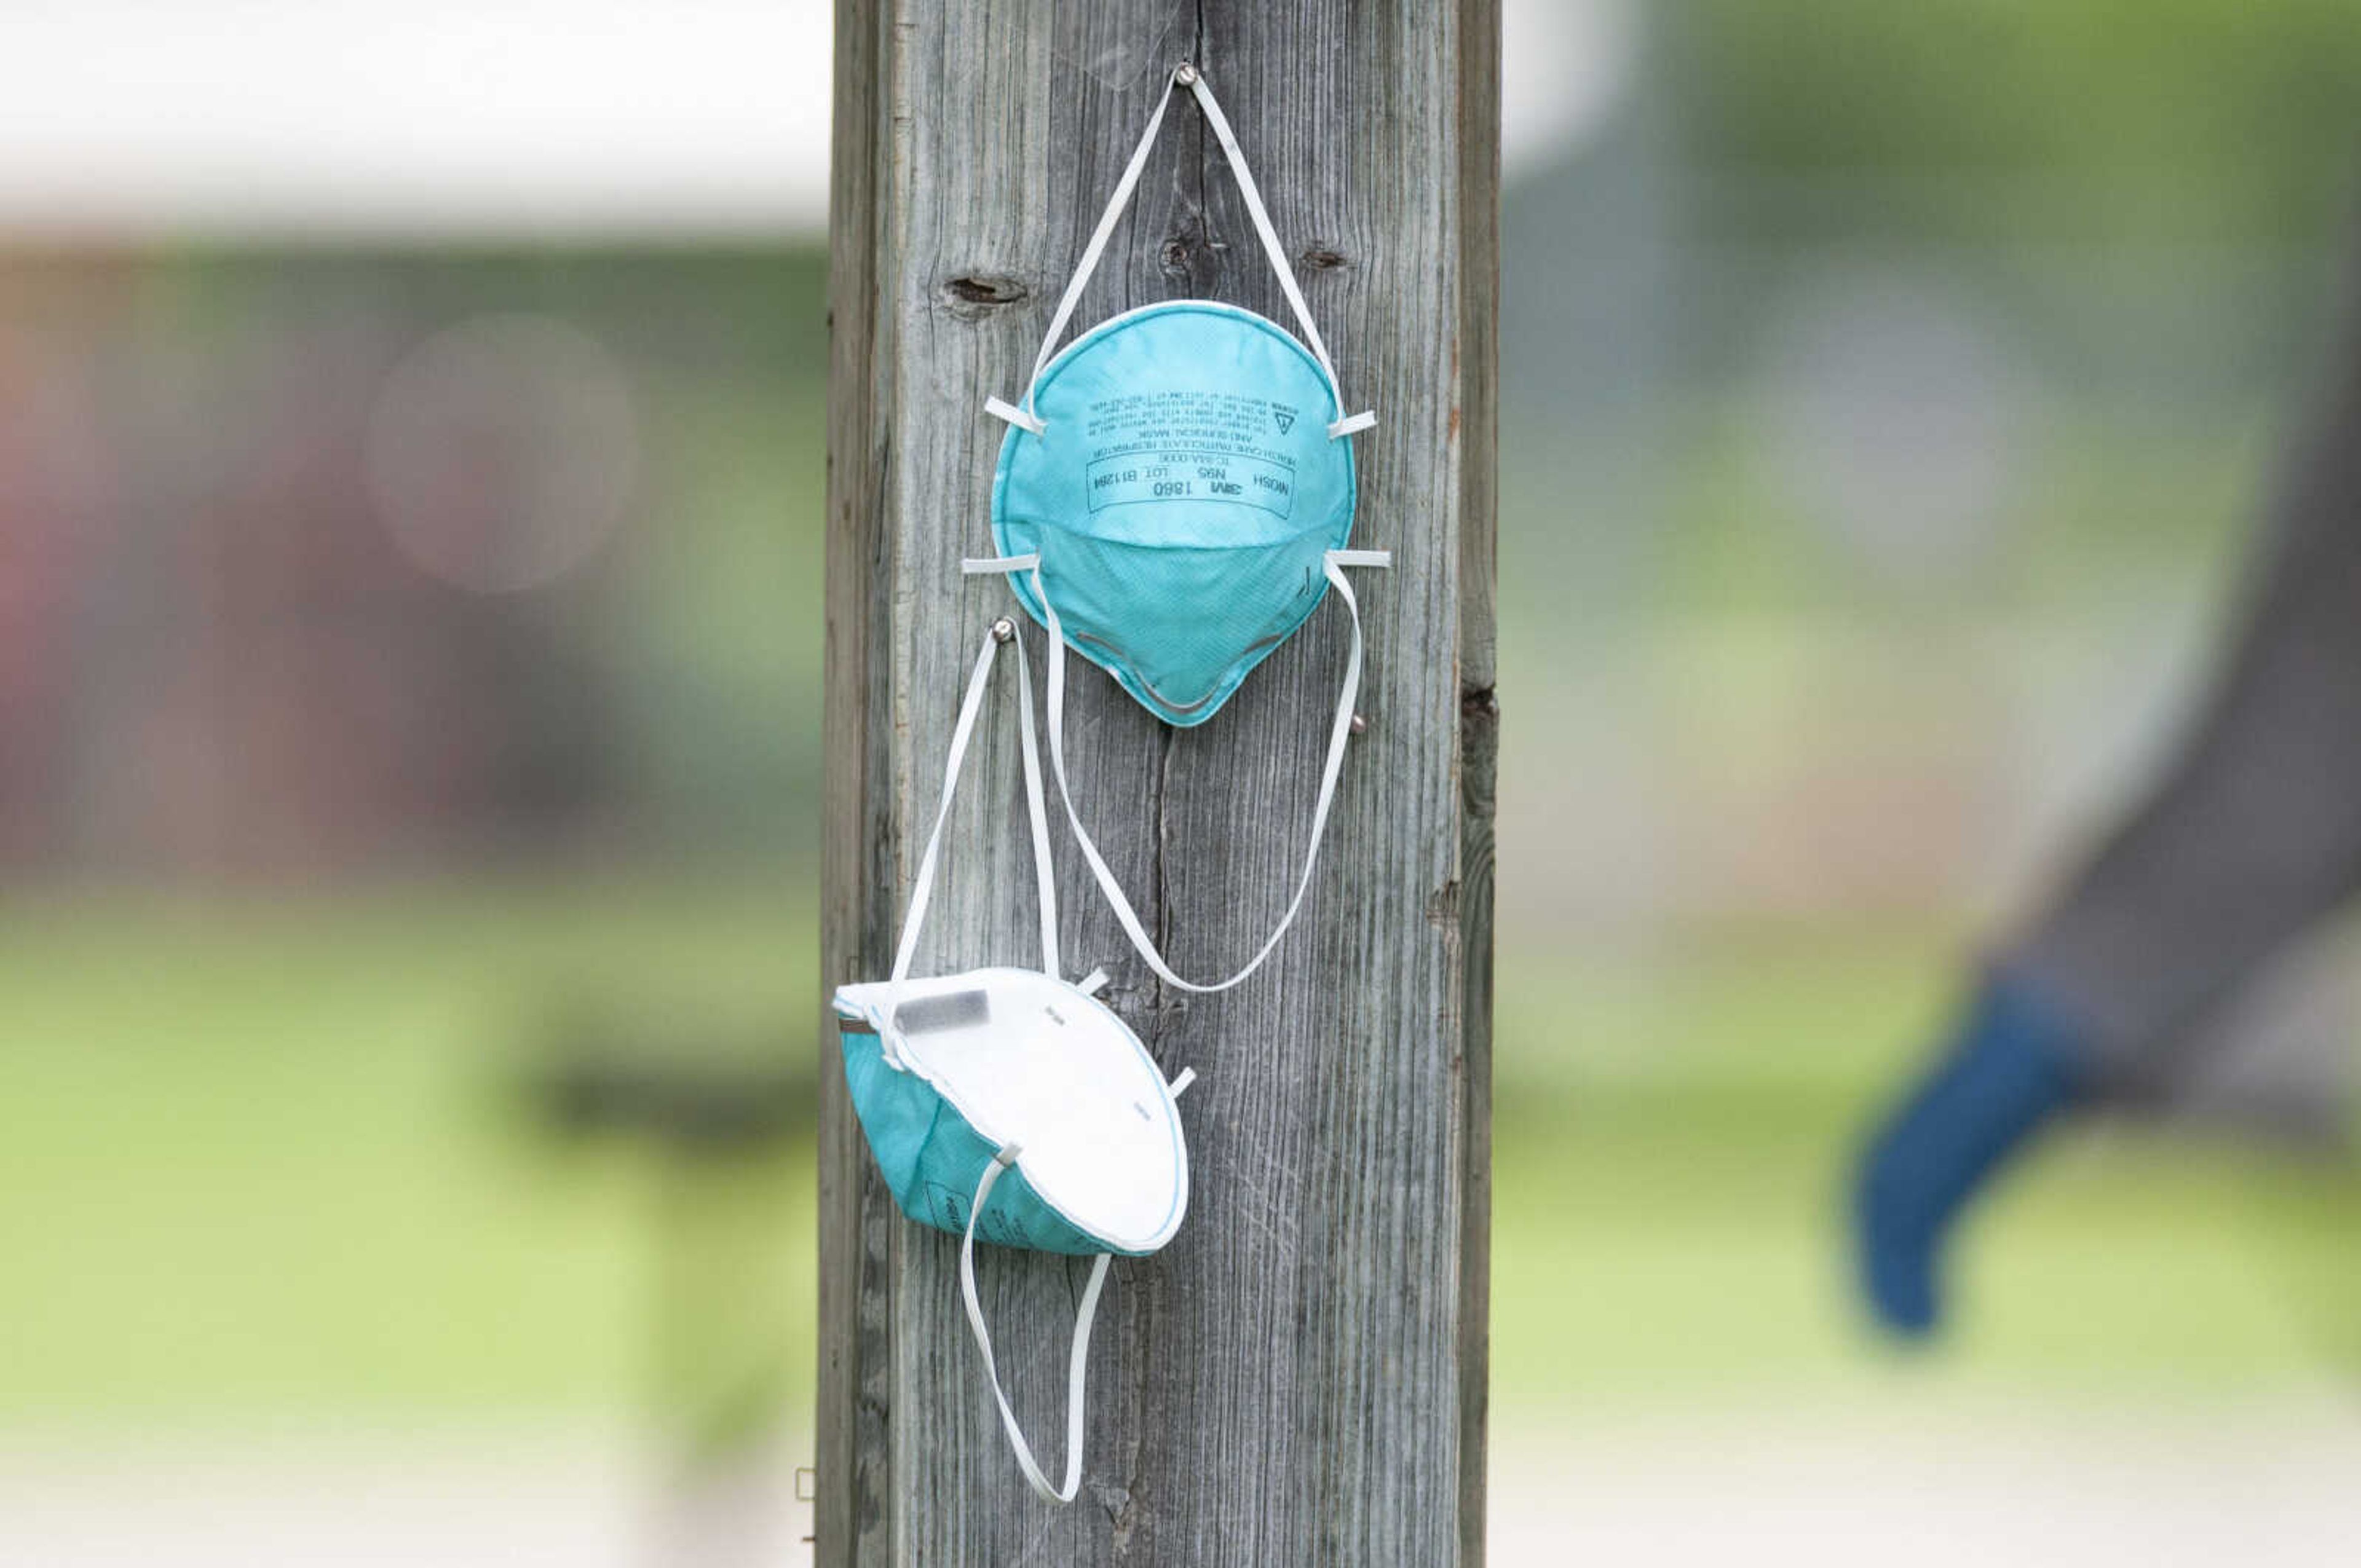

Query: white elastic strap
[[882, 626, 1000, 1049], [1034, 552, 1378, 993], [960, 1149, 1112, 1507], [999, 65, 1364, 436], [1011, 70, 1180, 424], [963, 554, 1042, 575], [1179, 68, 1350, 422], [959, 551, 1058, 975], [1008, 624, 1058, 979], [984, 395, 1046, 436], [880, 620, 1059, 1048]]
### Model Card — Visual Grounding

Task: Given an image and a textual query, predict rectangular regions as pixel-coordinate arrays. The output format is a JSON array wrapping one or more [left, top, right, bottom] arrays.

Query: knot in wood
[[940, 273, 1029, 317]]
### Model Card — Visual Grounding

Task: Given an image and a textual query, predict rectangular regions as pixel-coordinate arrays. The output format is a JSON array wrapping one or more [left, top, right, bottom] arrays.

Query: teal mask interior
[[974, 60, 1391, 995]]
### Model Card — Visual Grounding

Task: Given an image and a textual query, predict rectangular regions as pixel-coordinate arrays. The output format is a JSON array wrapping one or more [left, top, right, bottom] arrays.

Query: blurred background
[[4, 2, 2360, 1564]]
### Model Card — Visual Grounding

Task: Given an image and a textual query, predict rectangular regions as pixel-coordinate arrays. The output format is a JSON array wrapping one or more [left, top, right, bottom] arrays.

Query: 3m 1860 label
[[1082, 389, 1300, 519]]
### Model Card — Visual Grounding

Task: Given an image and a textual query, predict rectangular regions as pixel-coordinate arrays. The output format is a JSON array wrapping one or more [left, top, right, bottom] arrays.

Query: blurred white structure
[[0, 2, 834, 238], [0, 0, 1616, 240]]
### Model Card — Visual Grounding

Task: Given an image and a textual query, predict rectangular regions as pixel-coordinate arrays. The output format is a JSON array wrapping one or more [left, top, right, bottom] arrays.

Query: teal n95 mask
[[832, 617, 1193, 1505], [975, 60, 1391, 995]]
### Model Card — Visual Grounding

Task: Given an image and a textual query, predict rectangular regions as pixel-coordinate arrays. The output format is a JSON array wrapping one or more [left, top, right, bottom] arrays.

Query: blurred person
[[1854, 218, 2361, 1336]]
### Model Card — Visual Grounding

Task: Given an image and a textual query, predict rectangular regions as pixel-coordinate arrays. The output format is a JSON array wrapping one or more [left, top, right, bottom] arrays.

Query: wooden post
[[820, 2, 1497, 1562]]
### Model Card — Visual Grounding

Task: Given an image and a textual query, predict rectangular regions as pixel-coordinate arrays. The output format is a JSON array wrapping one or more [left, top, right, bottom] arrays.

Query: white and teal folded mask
[[835, 968, 1191, 1259], [834, 964, 1193, 1508], [975, 60, 1391, 996], [832, 620, 1193, 1505]]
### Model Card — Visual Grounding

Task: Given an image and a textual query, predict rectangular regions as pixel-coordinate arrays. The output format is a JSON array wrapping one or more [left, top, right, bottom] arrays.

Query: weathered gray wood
[[820, 2, 1498, 1563]]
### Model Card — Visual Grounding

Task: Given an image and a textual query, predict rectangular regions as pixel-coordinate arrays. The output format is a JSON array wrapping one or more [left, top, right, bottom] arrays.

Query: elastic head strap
[[1017, 69, 1179, 417], [1030, 551, 1388, 993], [881, 613, 1060, 1049], [1008, 620, 1059, 979], [959, 1148, 1112, 1506], [999, 64, 1369, 437], [1179, 67, 1347, 419]]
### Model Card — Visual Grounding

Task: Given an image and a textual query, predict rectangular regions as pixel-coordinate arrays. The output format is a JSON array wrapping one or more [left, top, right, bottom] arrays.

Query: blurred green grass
[[1495, 926, 2361, 1414], [4, 891, 2355, 1434], [0, 884, 816, 1427]]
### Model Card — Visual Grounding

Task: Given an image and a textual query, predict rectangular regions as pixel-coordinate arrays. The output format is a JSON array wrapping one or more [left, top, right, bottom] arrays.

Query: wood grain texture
[[820, 2, 1498, 1562]]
